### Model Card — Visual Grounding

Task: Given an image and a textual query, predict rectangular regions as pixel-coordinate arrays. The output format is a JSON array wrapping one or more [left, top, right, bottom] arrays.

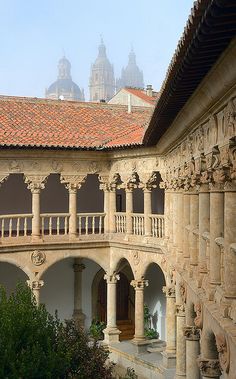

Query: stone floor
[[109, 341, 175, 379]]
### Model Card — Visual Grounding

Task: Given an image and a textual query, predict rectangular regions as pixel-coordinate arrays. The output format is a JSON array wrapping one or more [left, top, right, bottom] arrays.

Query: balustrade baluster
[[99, 216, 102, 234], [92, 216, 95, 234], [57, 217, 60, 235], [65, 216, 68, 235], [16, 217, 20, 237], [1, 219, 4, 238], [85, 216, 88, 235], [9, 219, 12, 237], [24, 217, 27, 236], [49, 217, 52, 235]]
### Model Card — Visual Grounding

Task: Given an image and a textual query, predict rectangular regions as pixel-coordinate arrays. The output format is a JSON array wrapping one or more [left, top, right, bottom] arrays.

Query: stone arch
[[0, 261, 29, 295], [110, 249, 135, 278], [140, 253, 167, 281], [0, 256, 32, 279]]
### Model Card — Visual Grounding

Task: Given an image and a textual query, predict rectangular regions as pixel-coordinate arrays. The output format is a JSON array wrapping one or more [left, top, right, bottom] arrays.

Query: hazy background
[[0, 0, 194, 100]]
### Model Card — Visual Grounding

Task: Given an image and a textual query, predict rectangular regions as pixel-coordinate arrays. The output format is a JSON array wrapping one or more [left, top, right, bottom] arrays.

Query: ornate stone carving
[[163, 285, 176, 298], [127, 171, 140, 188], [131, 278, 148, 290], [31, 250, 46, 266], [24, 175, 48, 192], [183, 326, 200, 340], [176, 304, 185, 316], [9, 159, 23, 172], [27, 280, 44, 291], [60, 174, 86, 191], [215, 333, 230, 373], [109, 173, 122, 189], [194, 303, 203, 329], [224, 99, 236, 137], [179, 281, 187, 304], [198, 358, 221, 377], [51, 160, 63, 172], [104, 272, 120, 284], [89, 161, 99, 174]]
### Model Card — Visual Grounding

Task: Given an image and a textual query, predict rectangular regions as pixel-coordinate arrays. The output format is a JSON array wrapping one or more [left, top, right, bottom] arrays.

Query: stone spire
[[89, 38, 115, 102], [116, 48, 144, 91], [45, 56, 84, 101]]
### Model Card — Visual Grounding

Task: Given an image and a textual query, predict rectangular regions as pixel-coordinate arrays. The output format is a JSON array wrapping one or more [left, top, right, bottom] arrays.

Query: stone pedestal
[[103, 272, 121, 343], [184, 326, 200, 379], [131, 278, 148, 342]]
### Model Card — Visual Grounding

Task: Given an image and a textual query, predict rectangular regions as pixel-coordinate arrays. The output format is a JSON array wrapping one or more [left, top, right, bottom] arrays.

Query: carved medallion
[[51, 160, 63, 172], [31, 250, 46, 266]]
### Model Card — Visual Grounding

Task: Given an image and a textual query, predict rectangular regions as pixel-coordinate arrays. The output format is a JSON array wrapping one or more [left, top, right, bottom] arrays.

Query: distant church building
[[116, 49, 144, 90], [46, 56, 84, 101], [89, 39, 115, 102]]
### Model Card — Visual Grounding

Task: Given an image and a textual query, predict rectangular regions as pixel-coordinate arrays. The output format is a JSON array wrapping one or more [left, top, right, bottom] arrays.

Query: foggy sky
[[1, 0, 194, 100]]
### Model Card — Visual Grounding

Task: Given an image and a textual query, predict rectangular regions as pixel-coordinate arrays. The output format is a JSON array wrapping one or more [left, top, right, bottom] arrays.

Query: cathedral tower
[[89, 39, 115, 102], [46, 56, 84, 101], [116, 49, 144, 90]]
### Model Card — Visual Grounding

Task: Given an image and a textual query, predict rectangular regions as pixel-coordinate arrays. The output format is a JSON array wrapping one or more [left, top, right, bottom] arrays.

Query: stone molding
[[183, 326, 200, 340], [131, 278, 149, 290], [198, 358, 222, 377]]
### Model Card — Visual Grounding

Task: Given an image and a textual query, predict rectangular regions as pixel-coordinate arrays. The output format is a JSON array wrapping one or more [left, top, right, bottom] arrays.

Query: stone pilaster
[[103, 272, 121, 343], [198, 358, 221, 379], [131, 278, 148, 341], [25, 175, 48, 241], [73, 258, 86, 328], [184, 326, 201, 379], [27, 279, 44, 306], [175, 304, 186, 378], [224, 180, 236, 298], [209, 182, 224, 285], [60, 175, 86, 238]]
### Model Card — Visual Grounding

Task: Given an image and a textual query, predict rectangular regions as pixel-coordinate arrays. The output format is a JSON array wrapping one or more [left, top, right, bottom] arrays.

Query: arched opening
[[144, 262, 166, 340], [0, 262, 28, 293], [0, 174, 31, 237], [40, 257, 103, 329]]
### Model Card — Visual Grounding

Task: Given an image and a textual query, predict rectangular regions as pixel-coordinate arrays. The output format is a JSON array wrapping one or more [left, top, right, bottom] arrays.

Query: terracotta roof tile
[[0, 96, 152, 150], [124, 88, 158, 105]]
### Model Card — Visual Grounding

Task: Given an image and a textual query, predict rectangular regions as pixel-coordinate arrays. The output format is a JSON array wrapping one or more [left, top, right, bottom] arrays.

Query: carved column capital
[[24, 175, 48, 193], [176, 304, 185, 316], [163, 285, 176, 298], [183, 326, 200, 340], [198, 358, 222, 377], [104, 272, 120, 284], [73, 263, 85, 272], [27, 279, 44, 291], [131, 278, 149, 290], [98, 175, 109, 191], [60, 174, 86, 192]]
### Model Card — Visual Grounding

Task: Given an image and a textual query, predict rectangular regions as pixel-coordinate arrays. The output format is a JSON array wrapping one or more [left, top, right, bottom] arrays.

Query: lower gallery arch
[[0, 262, 29, 293], [144, 262, 166, 340], [40, 257, 104, 330]]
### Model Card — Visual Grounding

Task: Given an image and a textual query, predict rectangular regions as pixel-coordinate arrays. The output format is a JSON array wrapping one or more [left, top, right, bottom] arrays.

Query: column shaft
[[69, 190, 77, 236], [209, 191, 224, 284], [199, 188, 210, 273], [103, 189, 110, 233], [186, 340, 200, 379], [73, 259, 85, 327], [126, 189, 133, 235], [224, 185, 236, 297], [144, 189, 152, 236], [176, 308, 186, 378], [183, 193, 190, 263], [189, 192, 199, 266], [32, 190, 41, 238], [103, 273, 120, 343]]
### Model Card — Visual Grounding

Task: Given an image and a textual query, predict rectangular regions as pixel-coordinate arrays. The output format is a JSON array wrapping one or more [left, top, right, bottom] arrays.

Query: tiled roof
[[0, 96, 152, 150], [124, 88, 158, 105]]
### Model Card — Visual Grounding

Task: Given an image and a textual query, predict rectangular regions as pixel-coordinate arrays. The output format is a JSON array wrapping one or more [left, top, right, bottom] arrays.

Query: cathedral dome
[[46, 56, 84, 101], [116, 49, 144, 90]]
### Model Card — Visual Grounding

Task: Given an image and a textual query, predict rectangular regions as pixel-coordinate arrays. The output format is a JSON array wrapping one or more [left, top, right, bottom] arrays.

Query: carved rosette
[[31, 250, 46, 266], [163, 285, 176, 298], [198, 358, 221, 378], [194, 303, 203, 329], [183, 326, 200, 341], [131, 278, 148, 290], [215, 333, 230, 374], [104, 272, 120, 284]]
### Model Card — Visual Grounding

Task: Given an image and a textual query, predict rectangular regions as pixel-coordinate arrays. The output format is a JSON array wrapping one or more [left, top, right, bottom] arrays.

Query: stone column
[[176, 191, 184, 262], [131, 278, 148, 341], [25, 175, 48, 240], [183, 191, 190, 266], [176, 304, 186, 378], [163, 285, 176, 354], [172, 191, 178, 248], [184, 326, 201, 379], [164, 190, 170, 240], [198, 358, 221, 379], [189, 190, 199, 266], [109, 188, 116, 234], [73, 258, 86, 327], [209, 182, 224, 285], [168, 191, 174, 245], [27, 279, 44, 306], [126, 187, 133, 235], [224, 180, 236, 298], [99, 178, 110, 234], [143, 187, 152, 237], [198, 184, 210, 274], [60, 175, 86, 238], [103, 272, 121, 343]]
